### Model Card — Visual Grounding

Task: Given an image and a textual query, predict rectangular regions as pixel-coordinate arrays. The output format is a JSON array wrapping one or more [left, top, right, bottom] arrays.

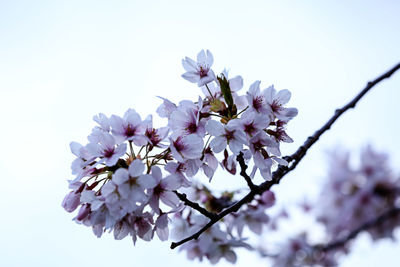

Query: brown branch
[[315, 207, 400, 252], [237, 152, 257, 191], [173, 190, 218, 220], [170, 62, 400, 250]]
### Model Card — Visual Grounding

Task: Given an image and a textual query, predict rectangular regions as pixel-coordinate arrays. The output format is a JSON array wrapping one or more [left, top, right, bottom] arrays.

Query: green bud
[[217, 74, 234, 108]]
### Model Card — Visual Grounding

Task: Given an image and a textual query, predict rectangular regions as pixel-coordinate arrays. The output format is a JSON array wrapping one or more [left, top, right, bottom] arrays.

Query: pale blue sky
[[1, 1, 400, 266]]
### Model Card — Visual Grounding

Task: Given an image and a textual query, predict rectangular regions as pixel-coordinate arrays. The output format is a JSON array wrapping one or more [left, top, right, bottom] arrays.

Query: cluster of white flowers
[[62, 50, 297, 263]]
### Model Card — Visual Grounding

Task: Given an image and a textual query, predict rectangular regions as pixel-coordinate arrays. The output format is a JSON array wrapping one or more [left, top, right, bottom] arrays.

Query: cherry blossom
[[63, 49, 300, 264], [182, 49, 215, 86]]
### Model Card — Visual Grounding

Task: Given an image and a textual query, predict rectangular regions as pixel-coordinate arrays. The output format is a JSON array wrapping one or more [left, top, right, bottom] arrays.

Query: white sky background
[[0, 0, 400, 266]]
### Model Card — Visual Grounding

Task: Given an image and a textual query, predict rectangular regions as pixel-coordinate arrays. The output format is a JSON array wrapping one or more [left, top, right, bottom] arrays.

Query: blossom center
[[103, 148, 115, 158], [125, 124, 137, 137], [253, 96, 264, 111], [224, 129, 235, 141], [198, 65, 208, 78], [244, 123, 256, 135], [186, 122, 198, 134], [173, 137, 185, 152]]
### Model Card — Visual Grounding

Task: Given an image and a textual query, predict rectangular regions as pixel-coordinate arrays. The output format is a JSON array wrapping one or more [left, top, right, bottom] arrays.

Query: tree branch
[[237, 153, 257, 191], [174, 190, 218, 220], [315, 207, 400, 252], [170, 62, 400, 250]]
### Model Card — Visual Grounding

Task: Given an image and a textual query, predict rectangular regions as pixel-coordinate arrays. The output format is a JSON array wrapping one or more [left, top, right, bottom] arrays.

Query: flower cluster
[[170, 186, 276, 263], [269, 233, 338, 267], [62, 50, 297, 263], [264, 146, 400, 266], [317, 145, 400, 240]]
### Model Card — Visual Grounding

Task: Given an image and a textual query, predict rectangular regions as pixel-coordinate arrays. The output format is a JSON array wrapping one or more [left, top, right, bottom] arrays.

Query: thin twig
[[173, 190, 218, 220], [315, 207, 400, 252], [237, 153, 257, 191], [170, 62, 400, 249]]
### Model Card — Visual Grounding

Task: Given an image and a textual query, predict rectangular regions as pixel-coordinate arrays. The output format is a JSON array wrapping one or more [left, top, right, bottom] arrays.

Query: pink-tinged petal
[[91, 199, 103, 211], [70, 142, 83, 157], [110, 115, 125, 133], [205, 120, 224, 136], [198, 71, 215, 86], [87, 128, 104, 144], [136, 221, 153, 240], [206, 49, 214, 65], [260, 168, 272, 181], [263, 85, 276, 103], [104, 153, 121, 167], [267, 145, 281, 156], [157, 126, 170, 140], [114, 222, 129, 240], [279, 131, 294, 143], [124, 109, 141, 124], [118, 183, 131, 199], [181, 134, 203, 159], [170, 109, 189, 128], [151, 166, 163, 181], [236, 218, 246, 236], [203, 165, 214, 179], [224, 250, 237, 264], [275, 89, 291, 105], [85, 143, 101, 158], [260, 191, 275, 208], [182, 57, 197, 72], [229, 75, 243, 92], [102, 133, 116, 148], [149, 194, 160, 214], [130, 189, 147, 203], [156, 226, 169, 242], [129, 159, 145, 177], [160, 191, 180, 208], [253, 153, 270, 170], [161, 175, 181, 190], [101, 181, 116, 197], [164, 162, 179, 174], [278, 107, 298, 121], [210, 136, 227, 153], [80, 190, 96, 203], [248, 80, 261, 95], [76, 204, 90, 221], [262, 134, 278, 148], [156, 96, 177, 118], [131, 233, 137, 245], [229, 139, 243, 155], [131, 135, 149, 146], [113, 168, 129, 185], [197, 49, 206, 63], [138, 174, 157, 189], [170, 141, 184, 162], [205, 153, 218, 170], [233, 129, 248, 144], [156, 214, 169, 241], [182, 72, 200, 83], [62, 191, 80, 212], [93, 225, 103, 238], [233, 94, 248, 110], [185, 159, 201, 177], [248, 220, 263, 234], [93, 113, 110, 131]]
